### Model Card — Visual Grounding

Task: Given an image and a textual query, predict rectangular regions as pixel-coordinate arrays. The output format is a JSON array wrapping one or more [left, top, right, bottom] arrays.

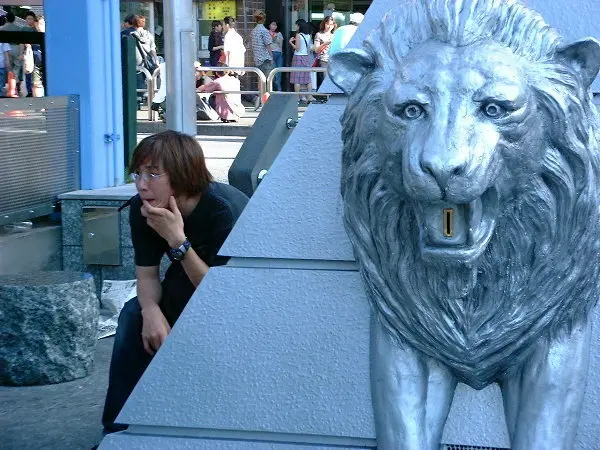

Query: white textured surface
[[99, 433, 371, 450], [119, 267, 373, 438], [118, 266, 600, 448], [220, 103, 354, 261]]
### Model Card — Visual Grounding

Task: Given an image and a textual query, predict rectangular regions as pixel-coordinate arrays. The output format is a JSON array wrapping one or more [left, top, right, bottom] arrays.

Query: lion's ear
[[328, 49, 376, 95], [556, 38, 600, 91]]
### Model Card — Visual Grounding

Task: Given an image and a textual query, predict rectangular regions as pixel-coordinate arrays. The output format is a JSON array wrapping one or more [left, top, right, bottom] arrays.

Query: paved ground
[[0, 133, 246, 450], [0, 337, 114, 450]]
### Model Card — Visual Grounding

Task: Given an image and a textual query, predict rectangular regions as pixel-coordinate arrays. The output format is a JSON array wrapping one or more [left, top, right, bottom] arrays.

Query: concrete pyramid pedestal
[[100, 1, 600, 448]]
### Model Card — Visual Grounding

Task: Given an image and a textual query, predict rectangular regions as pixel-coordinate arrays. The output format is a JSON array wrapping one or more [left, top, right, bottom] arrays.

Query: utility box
[[83, 206, 121, 266]]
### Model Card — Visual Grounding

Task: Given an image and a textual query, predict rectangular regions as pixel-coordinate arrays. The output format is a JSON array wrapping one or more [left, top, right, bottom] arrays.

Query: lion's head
[[329, 0, 600, 388]]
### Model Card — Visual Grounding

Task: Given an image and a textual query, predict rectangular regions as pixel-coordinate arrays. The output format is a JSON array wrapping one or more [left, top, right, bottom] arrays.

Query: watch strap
[[175, 239, 191, 254], [167, 238, 191, 262]]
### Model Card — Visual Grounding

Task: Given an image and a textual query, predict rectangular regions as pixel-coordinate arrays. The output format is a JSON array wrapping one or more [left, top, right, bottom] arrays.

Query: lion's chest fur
[[350, 198, 600, 388]]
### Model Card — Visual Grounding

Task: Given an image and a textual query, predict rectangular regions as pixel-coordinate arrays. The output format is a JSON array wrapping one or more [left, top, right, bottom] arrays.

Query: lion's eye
[[400, 104, 424, 120], [482, 102, 505, 118]]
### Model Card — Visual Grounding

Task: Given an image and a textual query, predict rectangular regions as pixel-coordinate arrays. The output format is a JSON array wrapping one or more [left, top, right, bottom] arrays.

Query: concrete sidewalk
[[0, 337, 114, 450]]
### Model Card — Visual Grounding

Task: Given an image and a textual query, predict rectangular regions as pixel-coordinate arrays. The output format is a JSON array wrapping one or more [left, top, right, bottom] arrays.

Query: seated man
[[101, 130, 249, 432]]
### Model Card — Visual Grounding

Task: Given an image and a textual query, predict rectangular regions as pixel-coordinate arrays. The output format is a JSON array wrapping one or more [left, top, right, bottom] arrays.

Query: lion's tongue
[[421, 200, 482, 247]]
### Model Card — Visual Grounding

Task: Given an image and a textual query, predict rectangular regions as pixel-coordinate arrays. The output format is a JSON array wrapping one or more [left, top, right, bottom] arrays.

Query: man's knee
[[119, 297, 142, 320], [114, 297, 143, 347]]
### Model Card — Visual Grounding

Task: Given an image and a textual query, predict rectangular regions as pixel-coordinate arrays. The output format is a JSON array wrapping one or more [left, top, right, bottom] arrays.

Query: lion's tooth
[[468, 197, 483, 243]]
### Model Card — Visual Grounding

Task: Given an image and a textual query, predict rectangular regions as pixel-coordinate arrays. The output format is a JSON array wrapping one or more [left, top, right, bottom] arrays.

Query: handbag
[[218, 50, 227, 65], [23, 46, 34, 75], [312, 43, 329, 67]]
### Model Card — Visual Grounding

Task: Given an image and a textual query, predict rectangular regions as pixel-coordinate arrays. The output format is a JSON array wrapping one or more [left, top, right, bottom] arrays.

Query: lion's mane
[[341, 0, 600, 388]]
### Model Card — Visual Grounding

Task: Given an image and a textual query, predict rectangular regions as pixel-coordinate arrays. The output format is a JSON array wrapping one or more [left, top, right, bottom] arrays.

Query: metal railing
[[198, 66, 267, 97], [136, 68, 160, 121], [266, 67, 328, 94], [137, 66, 267, 120], [199, 66, 266, 111], [136, 66, 330, 121]]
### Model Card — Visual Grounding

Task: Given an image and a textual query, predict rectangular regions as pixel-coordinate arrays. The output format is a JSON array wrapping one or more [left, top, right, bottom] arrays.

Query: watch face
[[170, 248, 185, 261]]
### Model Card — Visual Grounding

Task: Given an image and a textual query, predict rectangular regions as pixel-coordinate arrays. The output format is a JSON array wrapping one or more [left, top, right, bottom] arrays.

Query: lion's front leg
[[500, 319, 592, 450], [371, 315, 457, 450]]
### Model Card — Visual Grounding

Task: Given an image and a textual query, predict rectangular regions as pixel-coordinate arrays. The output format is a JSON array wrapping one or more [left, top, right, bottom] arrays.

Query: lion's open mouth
[[416, 187, 499, 265]]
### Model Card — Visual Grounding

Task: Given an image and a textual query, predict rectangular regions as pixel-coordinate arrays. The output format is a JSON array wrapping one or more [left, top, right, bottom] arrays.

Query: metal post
[[163, 0, 197, 135], [121, 36, 137, 168], [148, 4, 156, 36]]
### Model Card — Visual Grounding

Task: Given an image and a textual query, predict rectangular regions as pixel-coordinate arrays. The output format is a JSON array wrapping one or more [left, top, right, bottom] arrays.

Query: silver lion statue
[[328, 0, 600, 448]]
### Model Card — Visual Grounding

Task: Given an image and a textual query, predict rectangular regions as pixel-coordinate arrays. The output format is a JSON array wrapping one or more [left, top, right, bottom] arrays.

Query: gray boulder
[[0, 271, 99, 385]]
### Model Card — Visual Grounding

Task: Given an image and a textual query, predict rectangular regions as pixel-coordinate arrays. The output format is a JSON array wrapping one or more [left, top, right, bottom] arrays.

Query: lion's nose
[[421, 155, 467, 191]]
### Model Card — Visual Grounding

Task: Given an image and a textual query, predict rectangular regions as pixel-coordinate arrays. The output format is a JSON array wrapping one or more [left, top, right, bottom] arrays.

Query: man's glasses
[[130, 172, 165, 183]]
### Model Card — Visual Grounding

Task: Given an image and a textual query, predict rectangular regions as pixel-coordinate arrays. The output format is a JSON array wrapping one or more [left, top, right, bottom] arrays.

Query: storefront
[[120, 0, 245, 64], [120, 0, 372, 63]]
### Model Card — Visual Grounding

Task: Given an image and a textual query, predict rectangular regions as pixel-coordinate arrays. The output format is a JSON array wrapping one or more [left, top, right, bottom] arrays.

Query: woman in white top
[[288, 19, 316, 103], [268, 21, 284, 91], [223, 16, 246, 74]]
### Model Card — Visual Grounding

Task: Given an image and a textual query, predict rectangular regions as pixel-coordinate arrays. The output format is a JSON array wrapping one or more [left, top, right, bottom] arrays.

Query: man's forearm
[[137, 277, 162, 311], [180, 248, 210, 287]]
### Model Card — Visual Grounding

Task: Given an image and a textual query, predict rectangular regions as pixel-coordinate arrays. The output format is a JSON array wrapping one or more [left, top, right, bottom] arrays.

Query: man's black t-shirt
[[130, 182, 248, 323]]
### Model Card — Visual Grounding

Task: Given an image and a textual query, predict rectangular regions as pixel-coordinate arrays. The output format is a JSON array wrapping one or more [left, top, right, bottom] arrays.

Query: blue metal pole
[[45, 0, 124, 189]]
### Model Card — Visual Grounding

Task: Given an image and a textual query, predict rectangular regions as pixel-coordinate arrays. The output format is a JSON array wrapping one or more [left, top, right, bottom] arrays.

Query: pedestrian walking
[[208, 20, 224, 67], [223, 16, 245, 73], [268, 21, 284, 91], [251, 10, 273, 81], [289, 19, 315, 104]]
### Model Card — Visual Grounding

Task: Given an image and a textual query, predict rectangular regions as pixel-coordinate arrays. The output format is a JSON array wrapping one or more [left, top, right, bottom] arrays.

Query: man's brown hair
[[254, 11, 266, 24], [129, 131, 213, 197]]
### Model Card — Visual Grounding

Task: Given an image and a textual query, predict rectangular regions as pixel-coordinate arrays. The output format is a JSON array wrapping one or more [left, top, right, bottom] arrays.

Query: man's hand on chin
[[141, 196, 186, 247]]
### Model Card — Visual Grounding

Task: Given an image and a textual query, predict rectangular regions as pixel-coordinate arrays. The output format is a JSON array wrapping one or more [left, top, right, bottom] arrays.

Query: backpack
[[132, 35, 159, 75], [196, 95, 219, 121]]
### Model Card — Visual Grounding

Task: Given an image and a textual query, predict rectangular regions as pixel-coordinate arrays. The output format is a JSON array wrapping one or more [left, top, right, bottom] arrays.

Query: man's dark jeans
[[101, 297, 153, 432]]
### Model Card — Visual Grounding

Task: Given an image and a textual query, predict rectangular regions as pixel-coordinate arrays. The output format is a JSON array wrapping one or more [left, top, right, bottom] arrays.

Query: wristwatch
[[167, 239, 191, 262]]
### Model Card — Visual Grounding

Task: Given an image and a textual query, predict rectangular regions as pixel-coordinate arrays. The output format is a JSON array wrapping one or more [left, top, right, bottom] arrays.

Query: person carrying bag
[[132, 35, 159, 75]]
